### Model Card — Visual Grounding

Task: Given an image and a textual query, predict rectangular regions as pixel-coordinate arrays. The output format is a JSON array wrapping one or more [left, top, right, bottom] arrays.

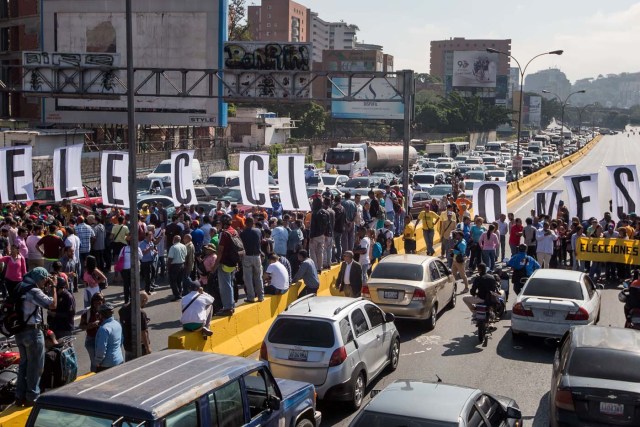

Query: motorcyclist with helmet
[[506, 244, 540, 294], [463, 263, 503, 315]]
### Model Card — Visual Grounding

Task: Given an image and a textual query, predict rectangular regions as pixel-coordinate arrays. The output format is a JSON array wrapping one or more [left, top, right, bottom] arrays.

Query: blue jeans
[[386, 211, 396, 233], [482, 249, 496, 271], [85, 336, 96, 372], [15, 327, 45, 402], [423, 229, 435, 255], [218, 267, 236, 310]]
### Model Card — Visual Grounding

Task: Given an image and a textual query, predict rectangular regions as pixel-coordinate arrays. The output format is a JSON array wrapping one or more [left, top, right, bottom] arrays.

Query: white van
[[146, 159, 202, 184], [206, 170, 240, 187]]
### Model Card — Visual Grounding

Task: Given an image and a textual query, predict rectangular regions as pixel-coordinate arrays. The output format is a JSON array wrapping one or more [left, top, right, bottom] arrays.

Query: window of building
[[268, 5, 272, 9], [267, 13, 271, 18], [267, 23, 271, 27], [266, 31, 270, 36]]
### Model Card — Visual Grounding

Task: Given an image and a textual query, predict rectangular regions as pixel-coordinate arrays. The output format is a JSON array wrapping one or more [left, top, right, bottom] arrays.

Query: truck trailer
[[324, 142, 418, 176]]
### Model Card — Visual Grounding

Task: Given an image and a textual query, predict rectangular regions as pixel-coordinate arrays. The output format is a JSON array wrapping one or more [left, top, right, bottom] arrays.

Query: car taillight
[[555, 388, 575, 411], [362, 285, 370, 298], [512, 302, 533, 317], [329, 346, 347, 367], [260, 341, 268, 360], [412, 288, 426, 301], [566, 307, 589, 321]]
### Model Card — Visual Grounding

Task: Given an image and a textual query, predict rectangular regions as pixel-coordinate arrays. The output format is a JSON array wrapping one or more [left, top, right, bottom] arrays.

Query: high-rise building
[[430, 37, 511, 104], [309, 12, 358, 62], [247, 0, 310, 43], [0, 0, 42, 122], [509, 67, 520, 102], [524, 68, 571, 101]]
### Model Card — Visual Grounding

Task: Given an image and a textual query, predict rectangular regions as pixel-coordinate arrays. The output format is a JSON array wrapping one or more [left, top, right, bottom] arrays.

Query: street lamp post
[[576, 103, 594, 140], [487, 48, 563, 173], [542, 89, 586, 150]]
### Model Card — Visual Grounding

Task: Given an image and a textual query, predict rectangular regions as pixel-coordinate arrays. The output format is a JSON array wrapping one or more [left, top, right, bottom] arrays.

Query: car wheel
[[295, 419, 314, 427], [387, 339, 400, 372], [351, 372, 366, 411], [447, 284, 457, 310], [426, 304, 437, 330]]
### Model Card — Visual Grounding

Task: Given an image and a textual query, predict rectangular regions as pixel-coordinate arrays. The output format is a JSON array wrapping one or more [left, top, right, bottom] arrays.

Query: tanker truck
[[324, 142, 418, 177]]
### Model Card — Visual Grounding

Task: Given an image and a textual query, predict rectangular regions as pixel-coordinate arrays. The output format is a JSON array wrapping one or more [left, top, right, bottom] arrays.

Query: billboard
[[41, 0, 227, 126], [452, 51, 498, 88], [529, 96, 542, 128], [222, 42, 312, 99], [331, 77, 403, 120]]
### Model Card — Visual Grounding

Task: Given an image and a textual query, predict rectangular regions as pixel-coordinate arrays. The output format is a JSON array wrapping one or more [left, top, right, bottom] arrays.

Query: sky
[[299, 0, 640, 83]]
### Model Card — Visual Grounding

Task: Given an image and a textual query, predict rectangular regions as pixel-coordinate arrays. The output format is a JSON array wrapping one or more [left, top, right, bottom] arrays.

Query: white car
[[464, 179, 481, 199], [511, 269, 602, 339], [486, 170, 508, 181], [412, 172, 445, 190]]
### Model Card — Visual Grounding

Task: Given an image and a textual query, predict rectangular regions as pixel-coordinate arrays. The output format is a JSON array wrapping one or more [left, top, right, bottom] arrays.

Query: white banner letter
[[53, 144, 84, 201], [0, 146, 34, 202], [171, 150, 197, 206], [564, 174, 599, 221], [606, 165, 640, 222], [100, 151, 129, 208], [239, 153, 272, 208], [472, 181, 507, 223], [277, 154, 311, 212]]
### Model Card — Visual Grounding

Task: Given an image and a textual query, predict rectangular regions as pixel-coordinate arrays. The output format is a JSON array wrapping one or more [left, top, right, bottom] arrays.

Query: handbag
[[114, 248, 125, 272]]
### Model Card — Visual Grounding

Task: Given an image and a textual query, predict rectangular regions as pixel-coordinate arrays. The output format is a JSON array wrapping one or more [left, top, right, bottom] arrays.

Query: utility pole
[[125, 0, 142, 359], [402, 70, 414, 213]]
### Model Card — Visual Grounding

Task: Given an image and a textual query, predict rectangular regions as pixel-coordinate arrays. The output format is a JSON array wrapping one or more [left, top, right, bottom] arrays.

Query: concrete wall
[[470, 131, 497, 149]]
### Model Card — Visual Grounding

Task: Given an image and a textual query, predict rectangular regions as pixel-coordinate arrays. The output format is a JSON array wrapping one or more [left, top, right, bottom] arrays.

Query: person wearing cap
[[119, 291, 152, 360], [335, 251, 363, 298], [181, 279, 215, 338], [14, 267, 56, 406], [46, 276, 76, 340], [507, 244, 540, 294], [94, 302, 124, 372]]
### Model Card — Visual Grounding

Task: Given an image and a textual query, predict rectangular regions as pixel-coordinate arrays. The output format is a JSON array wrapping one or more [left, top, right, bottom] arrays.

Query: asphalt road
[[68, 131, 634, 425], [321, 130, 637, 426]]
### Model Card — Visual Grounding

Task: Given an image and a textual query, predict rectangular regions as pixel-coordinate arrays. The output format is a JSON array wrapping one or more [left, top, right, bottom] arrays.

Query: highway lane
[[322, 132, 635, 426]]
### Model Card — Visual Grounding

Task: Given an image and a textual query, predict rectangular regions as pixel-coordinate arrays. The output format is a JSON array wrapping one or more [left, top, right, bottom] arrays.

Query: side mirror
[[506, 406, 522, 420], [266, 395, 281, 411], [385, 312, 396, 323]]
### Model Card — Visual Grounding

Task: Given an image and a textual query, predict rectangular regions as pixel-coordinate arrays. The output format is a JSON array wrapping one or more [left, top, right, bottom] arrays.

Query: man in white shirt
[[263, 254, 290, 295], [535, 222, 557, 268], [354, 227, 371, 281], [180, 279, 215, 338]]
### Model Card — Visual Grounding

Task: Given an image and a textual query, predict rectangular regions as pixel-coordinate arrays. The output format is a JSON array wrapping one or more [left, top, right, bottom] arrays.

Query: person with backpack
[[12, 267, 56, 406], [210, 214, 244, 316]]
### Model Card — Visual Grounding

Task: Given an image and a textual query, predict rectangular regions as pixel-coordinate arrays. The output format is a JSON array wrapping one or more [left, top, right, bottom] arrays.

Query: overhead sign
[[331, 77, 403, 120], [39, 0, 227, 126], [452, 51, 498, 88], [223, 42, 312, 99]]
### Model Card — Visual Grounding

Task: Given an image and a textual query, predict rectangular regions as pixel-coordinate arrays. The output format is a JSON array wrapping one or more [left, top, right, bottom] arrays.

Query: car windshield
[[487, 171, 506, 177], [268, 318, 335, 348], [568, 348, 640, 382], [466, 171, 485, 180], [219, 189, 242, 203], [136, 179, 151, 192], [153, 163, 171, 173], [322, 176, 338, 186], [344, 178, 371, 188], [522, 278, 584, 300], [306, 176, 322, 185], [326, 150, 356, 165], [371, 263, 424, 281], [466, 158, 482, 164], [206, 176, 226, 186], [352, 411, 457, 427], [464, 181, 476, 190], [33, 408, 143, 426], [427, 186, 451, 197], [414, 175, 436, 184], [436, 163, 453, 169], [34, 189, 55, 200]]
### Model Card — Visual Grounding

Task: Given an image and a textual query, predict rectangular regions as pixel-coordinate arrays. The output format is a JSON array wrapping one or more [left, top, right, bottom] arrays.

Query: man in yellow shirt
[[329, 165, 338, 175], [403, 214, 416, 254], [416, 205, 439, 256]]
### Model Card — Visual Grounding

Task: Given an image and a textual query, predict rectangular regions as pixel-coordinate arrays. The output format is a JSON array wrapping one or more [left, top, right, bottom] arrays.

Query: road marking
[[416, 335, 441, 346]]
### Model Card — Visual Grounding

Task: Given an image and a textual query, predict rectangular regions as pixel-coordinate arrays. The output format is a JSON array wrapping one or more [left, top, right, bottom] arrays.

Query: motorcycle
[[618, 283, 640, 330], [473, 293, 506, 344], [0, 340, 19, 406], [0, 341, 20, 369]]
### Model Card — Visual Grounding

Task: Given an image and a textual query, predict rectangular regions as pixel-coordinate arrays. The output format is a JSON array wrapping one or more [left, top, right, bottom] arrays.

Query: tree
[[292, 102, 328, 139], [540, 97, 562, 128], [228, 0, 251, 41]]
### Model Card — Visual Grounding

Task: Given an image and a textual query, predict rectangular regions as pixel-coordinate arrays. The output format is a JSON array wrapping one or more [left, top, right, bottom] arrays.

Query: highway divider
[[168, 135, 603, 357]]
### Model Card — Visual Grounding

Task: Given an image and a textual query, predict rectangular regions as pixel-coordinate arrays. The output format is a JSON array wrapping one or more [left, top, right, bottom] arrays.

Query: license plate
[[543, 310, 555, 317], [384, 290, 399, 299], [475, 312, 487, 321], [600, 402, 624, 416], [288, 349, 308, 361]]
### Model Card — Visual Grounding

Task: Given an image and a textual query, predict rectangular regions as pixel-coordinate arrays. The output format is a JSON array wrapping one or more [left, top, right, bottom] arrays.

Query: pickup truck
[[21, 350, 321, 427], [31, 185, 102, 208]]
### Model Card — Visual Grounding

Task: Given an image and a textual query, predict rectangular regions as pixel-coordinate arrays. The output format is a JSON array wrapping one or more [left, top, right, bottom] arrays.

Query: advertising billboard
[[331, 77, 403, 120], [222, 42, 312, 99], [452, 51, 498, 88], [41, 0, 227, 126], [529, 96, 542, 128]]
